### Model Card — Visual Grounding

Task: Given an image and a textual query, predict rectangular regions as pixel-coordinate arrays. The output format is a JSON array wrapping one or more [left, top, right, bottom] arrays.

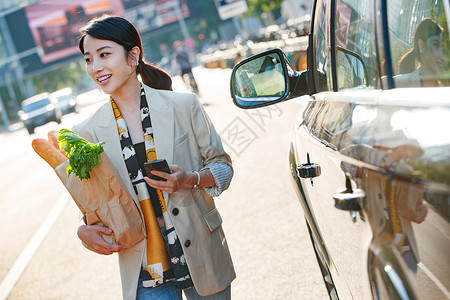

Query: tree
[[245, 0, 283, 16], [33, 61, 86, 94]]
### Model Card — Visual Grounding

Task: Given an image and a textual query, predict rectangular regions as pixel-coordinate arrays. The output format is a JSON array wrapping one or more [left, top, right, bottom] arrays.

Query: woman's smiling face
[[82, 35, 137, 96], [420, 34, 447, 77]]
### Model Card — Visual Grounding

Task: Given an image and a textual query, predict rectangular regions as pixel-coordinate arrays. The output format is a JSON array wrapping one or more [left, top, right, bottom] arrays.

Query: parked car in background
[[230, 0, 450, 299], [19, 93, 61, 135], [50, 87, 78, 116]]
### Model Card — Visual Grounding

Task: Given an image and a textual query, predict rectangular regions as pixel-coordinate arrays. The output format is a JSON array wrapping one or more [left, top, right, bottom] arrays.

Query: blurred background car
[[50, 87, 79, 116], [18, 92, 61, 135]]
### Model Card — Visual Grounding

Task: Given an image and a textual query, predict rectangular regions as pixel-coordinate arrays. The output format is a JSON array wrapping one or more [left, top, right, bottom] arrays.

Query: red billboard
[[25, 0, 125, 64]]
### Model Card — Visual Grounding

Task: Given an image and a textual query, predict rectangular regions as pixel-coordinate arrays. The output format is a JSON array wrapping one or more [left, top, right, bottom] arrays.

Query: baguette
[[47, 130, 60, 150], [32, 138, 68, 168], [47, 130, 67, 156]]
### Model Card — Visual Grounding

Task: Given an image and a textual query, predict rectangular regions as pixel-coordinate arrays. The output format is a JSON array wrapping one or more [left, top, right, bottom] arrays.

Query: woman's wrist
[[192, 171, 200, 188], [182, 168, 214, 189], [182, 171, 199, 188]]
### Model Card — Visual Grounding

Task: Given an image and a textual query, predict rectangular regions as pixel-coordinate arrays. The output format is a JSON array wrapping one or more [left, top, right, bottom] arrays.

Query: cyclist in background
[[173, 40, 200, 95]]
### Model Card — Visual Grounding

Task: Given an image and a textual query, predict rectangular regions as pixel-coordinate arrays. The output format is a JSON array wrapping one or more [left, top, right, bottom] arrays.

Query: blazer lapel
[[144, 85, 174, 165]]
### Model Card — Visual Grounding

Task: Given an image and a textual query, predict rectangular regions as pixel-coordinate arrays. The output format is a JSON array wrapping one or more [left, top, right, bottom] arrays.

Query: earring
[[419, 49, 423, 54], [135, 60, 139, 66]]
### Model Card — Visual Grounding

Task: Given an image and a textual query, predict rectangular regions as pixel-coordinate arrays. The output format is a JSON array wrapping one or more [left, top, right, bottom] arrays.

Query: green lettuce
[[57, 129, 105, 180]]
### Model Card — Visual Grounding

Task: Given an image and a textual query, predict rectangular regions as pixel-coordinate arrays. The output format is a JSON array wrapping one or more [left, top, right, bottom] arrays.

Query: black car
[[230, 0, 450, 299], [19, 93, 61, 135]]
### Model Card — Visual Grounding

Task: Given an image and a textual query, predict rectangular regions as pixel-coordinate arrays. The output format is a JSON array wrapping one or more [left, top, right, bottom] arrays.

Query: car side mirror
[[230, 48, 310, 109]]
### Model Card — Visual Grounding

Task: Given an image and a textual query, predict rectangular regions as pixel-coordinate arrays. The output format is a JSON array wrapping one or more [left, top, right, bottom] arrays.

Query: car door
[[369, 1, 450, 298], [298, 1, 379, 299], [304, 0, 450, 299]]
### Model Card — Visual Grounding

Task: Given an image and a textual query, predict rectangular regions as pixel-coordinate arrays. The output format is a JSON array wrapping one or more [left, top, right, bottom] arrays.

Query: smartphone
[[144, 159, 170, 181]]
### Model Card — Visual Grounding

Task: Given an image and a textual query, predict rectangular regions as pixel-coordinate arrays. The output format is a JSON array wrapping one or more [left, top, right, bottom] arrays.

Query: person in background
[[173, 40, 200, 94], [75, 15, 235, 300]]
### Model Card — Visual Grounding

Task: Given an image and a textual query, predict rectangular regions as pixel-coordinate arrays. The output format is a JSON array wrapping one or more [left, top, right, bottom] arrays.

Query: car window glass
[[336, 48, 367, 89], [56, 95, 71, 102], [335, 0, 377, 89], [313, 0, 332, 92], [22, 98, 50, 113], [388, 0, 450, 87]]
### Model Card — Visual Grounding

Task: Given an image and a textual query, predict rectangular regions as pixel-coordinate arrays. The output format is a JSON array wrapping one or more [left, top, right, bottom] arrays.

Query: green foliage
[[57, 129, 105, 180], [245, 0, 283, 16], [410, 160, 450, 186], [33, 61, 85, 94]]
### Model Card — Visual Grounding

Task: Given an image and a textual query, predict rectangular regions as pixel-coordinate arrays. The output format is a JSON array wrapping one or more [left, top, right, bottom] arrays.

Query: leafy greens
[[57, 129, 105, 180]]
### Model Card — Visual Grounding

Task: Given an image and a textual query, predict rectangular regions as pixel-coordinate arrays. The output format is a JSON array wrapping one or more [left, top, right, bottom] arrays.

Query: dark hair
[[398, 18, 443, 74], [78, 15, 172, 90]]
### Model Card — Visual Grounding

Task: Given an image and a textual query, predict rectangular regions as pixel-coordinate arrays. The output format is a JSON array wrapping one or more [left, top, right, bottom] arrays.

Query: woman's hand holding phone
[[144, 159, 171, 181], [144, 162, 196, 194]]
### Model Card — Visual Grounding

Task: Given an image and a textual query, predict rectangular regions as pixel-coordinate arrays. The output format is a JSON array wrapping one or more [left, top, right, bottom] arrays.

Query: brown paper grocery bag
[[55, 152, 146, 249]]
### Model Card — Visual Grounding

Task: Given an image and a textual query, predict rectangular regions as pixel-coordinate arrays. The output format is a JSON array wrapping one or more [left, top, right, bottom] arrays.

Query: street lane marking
[[0, 193, 69, 300], [418, 262, 450, 299]]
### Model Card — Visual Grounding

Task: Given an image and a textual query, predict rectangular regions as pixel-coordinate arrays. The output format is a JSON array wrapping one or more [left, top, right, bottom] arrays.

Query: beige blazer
[[393, 69, 421, 88], [73, 85, 235, 299]]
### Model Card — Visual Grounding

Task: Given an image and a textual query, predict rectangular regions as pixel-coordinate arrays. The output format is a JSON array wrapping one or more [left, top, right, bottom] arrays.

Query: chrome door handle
[[333, 173, 364, 211], [297, 163, 321, 178]]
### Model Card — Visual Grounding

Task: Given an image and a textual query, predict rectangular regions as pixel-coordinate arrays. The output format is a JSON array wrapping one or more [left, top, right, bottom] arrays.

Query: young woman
[[75, 15, 235, 300], [396, 18, 447, 87]]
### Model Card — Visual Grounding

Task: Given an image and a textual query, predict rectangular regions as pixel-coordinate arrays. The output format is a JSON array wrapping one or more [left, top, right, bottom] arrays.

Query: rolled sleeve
[[201, 163, 233, 197]]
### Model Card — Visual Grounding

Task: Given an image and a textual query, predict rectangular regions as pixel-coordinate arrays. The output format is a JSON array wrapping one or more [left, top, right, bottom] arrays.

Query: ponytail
[[138, 62, 173, 91], [398, 48, 417, 74]]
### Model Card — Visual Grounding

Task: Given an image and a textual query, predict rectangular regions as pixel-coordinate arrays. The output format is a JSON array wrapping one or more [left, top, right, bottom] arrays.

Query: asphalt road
[[0, 67, 328, 299]]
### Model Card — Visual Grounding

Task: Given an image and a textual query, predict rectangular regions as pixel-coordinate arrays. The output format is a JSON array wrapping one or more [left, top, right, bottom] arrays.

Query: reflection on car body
[[230, 0, 450, 299]]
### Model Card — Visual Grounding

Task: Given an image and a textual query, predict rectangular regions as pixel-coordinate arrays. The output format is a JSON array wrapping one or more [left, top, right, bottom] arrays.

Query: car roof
[[22, 93, 50, 105], [49, 87, 72, 97]]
